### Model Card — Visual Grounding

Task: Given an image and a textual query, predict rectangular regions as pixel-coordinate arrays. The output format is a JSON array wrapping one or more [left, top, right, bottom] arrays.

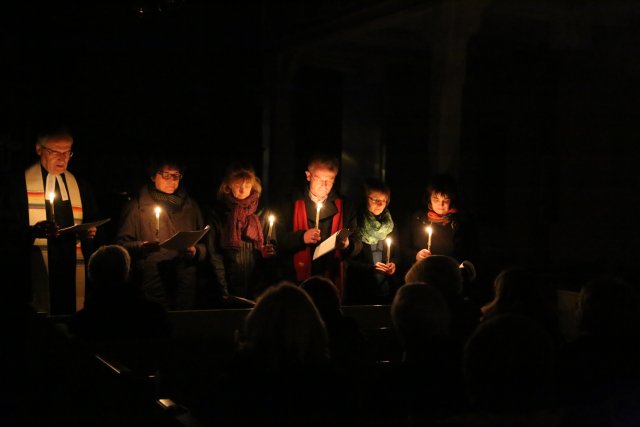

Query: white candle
[[386, 237, 392, 264], [267, 214, 275, 242], [315, 202, 323, 229], [154, 206, 161, 239], [426, 225, 433, 252], [48, 192, 55, 221]]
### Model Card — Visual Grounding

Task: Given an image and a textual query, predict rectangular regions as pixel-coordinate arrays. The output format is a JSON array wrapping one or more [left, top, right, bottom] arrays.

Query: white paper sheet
[[59, 218, 111, 234], [160, 225, 210, 251], [312, 228, 352, 260]]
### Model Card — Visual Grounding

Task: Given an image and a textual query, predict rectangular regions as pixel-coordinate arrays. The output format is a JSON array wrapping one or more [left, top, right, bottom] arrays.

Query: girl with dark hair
[[401, 173, 477, 277]]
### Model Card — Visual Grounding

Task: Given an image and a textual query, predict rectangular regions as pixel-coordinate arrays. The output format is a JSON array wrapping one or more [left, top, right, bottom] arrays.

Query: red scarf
[[427, 208, 457, 225], [293, 198, 344, 297], [221, 192, 264, 250]]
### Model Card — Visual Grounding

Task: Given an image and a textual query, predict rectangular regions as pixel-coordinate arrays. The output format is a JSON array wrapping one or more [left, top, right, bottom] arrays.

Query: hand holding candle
[[49, 192, 55, 222], [426, 225, 433, 252], [386, 237, 392, 264], [315, 202, 323, 229], [154, 206, 161, 240], [267, 214, 275, 242]]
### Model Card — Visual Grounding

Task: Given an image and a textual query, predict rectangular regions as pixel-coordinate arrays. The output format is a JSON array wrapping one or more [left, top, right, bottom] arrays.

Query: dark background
[[1, 1, 264, 204], [3, 1, 640, 291]]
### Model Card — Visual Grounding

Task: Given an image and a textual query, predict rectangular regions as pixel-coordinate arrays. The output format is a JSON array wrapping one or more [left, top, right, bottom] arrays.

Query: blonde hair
[[217, 163, 262, 199], [307, 153, 339, 173]]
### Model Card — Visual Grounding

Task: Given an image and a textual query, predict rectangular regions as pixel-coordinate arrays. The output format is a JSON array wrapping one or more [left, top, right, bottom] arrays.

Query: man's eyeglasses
[[40, 145, 73, 159], [157, 171, 183, 181], [368, 196, 387, 206]]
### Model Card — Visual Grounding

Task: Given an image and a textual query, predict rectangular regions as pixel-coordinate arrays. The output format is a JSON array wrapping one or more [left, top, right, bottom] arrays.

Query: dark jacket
[[1, 163, 101, 313], [400, 208, 477, 276], [115, 184, 206, 260], [206, 200, 278, 299], [115, 184, 206, 309], [345, 208, 400, 305], [274, 188, 360, 291]]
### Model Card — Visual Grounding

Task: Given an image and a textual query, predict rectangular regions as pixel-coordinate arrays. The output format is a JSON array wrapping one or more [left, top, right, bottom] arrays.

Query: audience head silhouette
[[391, 283, 451, 353], [486, 267, 558, 323], [463, 313, 556, 411], [88, 244, 131, 288], [577, 275, 640, 338], [300, 276, 342, 323], [404, 255, 463, 298], [238, 281, 329, 371]]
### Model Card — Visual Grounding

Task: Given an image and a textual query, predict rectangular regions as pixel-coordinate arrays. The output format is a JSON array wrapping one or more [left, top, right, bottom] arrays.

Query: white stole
[[25, 163, 85, 312]]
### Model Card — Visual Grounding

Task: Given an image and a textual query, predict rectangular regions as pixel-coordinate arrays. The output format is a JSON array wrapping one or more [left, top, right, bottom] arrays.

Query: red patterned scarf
[[221, 192, 264, 250], [427, 208, 458, 225]]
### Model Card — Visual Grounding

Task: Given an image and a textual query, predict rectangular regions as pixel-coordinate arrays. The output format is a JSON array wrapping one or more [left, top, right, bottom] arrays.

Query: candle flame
[[386, 237, 392, 246], [154, 206, 161, 216], [317, 202, 323, 210], [49, 192, 55, 203], [269, 214, 275, 225], [426, 225, 433, 236]]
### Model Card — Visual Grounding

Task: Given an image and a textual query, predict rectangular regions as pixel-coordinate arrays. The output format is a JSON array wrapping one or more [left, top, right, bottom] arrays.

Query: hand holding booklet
[[160, 225, 210, 251], [313, 228, 352, 260]]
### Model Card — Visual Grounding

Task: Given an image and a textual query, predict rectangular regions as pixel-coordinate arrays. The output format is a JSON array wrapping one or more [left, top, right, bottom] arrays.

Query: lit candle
[[48, 192, 55, 221], [315, 202, 323, 229], [154, 206, 161, 240], [426, 225, 433, 252], [386, 237, 392, 264], [267, 214, 275, 242]]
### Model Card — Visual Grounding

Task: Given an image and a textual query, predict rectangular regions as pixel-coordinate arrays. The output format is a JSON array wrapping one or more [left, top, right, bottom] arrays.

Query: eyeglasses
[[157, 171, 183, 181], [40, 145, 73, 159], [368, 196, 387, 206]]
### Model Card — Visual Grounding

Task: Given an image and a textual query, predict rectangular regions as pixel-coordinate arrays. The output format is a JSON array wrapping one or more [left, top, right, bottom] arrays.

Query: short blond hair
[[307, 153, 339, 173]]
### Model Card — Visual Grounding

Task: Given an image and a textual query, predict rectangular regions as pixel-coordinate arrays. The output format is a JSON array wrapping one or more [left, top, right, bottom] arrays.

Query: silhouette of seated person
[[2, 290, 95, 426], [481, 266, 564, 348], [557, 275, 640, 425], [442, 313, 560, 426], [300, 275, 366, 371], [202, 282, 352, 427], [2, 264, 165, 427], [404, 255, 482, 346], [362, 282, 464, 425], [69, 244, 171, 373]]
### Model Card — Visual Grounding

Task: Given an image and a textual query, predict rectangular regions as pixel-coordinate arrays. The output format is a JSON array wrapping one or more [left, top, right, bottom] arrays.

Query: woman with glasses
[[115, 156, 206, 310], [345, 178, 399, 304]]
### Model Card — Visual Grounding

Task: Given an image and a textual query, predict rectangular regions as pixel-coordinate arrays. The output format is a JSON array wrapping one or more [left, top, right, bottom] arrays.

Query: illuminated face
[[230, 179, 253, 200], [36, 137, 73, 175], [305, 166, 337, 200], [430, 192, 451, 215], [153, 167, 181, 194], [367, 191, 388, 216]]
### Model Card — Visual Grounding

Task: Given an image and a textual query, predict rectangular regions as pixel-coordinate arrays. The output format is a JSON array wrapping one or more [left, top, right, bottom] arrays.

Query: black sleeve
[[205, 208, 229, 295]]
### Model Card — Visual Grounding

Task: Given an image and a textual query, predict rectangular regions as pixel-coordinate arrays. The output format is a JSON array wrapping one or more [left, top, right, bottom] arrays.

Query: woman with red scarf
[[206, 163, 276, 300], [401, 174, 477, 277]]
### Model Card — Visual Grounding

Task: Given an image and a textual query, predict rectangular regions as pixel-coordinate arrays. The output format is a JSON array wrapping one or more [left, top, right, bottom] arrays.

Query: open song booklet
[[160, 225, 211, 251], [312, 228, 353, 260], [59, 218, 111, 234]]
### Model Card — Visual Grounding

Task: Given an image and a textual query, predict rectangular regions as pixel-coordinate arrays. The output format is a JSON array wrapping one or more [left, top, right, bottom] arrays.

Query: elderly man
[[3, 126, 100, 314]]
